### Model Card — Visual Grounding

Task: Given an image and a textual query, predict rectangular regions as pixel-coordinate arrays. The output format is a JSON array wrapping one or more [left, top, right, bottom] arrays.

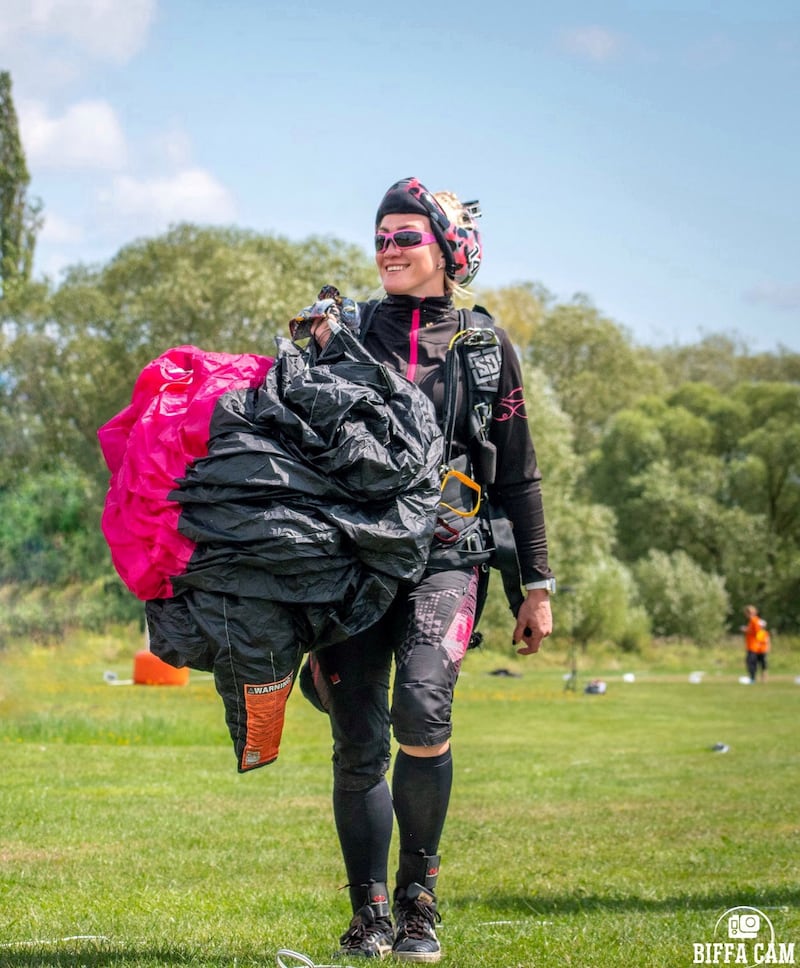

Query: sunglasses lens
[[374, 231, 425, 252], [393, 231, 423, 248]]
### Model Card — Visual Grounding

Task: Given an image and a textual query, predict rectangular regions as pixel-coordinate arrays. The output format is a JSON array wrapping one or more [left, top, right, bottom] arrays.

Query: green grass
[[1, 627, 799, 967]]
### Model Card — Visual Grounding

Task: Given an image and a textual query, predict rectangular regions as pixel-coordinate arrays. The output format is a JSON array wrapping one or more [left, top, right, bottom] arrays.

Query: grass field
[[1, 626, 798, 967]]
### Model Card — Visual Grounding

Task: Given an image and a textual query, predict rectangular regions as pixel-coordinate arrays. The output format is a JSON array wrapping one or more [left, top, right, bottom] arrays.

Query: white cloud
[[0, 0, 156, 64], [99, 169, 237, 227], [560, 25, 625, 63], [20, 98, 127, 170], [743, 282, 800, 312], [156, 127, 194, 168], [0, 5, 35, 46], [40, 211, 85, 244]]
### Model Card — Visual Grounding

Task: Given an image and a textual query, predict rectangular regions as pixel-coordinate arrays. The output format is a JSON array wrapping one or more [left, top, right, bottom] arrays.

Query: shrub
[[633, 549, 729, 645], [0, 574, 141, 647]]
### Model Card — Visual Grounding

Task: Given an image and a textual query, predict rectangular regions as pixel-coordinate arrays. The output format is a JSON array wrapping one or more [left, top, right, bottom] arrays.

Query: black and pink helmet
[[375, 176, 482, 286]]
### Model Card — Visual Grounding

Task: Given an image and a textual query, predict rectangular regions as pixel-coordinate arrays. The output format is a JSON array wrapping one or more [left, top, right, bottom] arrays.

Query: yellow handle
[[440, 468, 482, 518]]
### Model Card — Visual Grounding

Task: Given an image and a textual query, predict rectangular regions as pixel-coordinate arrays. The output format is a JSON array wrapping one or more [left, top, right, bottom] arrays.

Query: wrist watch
[[525, 578, 556, 595]]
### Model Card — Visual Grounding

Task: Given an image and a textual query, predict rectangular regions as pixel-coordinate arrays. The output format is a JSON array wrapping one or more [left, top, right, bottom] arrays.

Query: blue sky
[[3, 0, 799, 351]]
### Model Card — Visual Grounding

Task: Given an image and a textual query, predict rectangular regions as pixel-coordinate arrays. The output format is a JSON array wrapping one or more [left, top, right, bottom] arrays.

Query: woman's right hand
[[513, 589, 553, 655], [310, 318, 332, 348]]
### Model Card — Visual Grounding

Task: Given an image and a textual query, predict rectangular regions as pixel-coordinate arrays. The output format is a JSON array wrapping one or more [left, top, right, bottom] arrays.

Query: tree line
[[1, 71, 798, 646]]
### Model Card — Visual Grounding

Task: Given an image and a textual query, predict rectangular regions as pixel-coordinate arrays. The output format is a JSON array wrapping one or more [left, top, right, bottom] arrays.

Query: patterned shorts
[[309, 568, 479, 789]]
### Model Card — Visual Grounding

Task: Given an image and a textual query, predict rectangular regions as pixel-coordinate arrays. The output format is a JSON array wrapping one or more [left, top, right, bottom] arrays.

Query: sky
[[2, 0, 799, 352]]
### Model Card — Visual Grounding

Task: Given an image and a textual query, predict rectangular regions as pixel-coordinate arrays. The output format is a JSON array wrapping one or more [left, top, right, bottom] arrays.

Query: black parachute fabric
[[138, 305, 443, 771]]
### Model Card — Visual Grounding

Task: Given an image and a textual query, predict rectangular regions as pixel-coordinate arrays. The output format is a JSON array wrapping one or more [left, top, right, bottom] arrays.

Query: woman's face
[[375, 213, 446, 298]]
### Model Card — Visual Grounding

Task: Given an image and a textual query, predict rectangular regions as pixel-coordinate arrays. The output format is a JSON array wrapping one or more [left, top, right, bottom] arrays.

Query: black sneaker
[[392, 883, 442, 963], [337, 885, 394, 960]]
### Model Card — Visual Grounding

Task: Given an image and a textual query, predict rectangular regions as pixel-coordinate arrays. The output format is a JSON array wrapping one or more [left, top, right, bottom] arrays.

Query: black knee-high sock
[[392, 748, 453, 862], [333, 778, 394, 910]]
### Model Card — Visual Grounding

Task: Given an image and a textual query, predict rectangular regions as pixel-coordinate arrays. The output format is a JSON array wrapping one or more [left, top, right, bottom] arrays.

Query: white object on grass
[[277, 950, 353, 968], [103, 671, 134, 686]]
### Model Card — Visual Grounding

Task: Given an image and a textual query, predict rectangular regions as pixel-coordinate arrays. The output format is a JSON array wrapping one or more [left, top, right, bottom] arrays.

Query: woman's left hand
[[513, 589, 553, 655]]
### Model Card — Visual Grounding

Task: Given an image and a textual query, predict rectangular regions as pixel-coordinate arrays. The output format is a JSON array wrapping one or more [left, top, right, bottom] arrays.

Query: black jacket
[[360, 294, 552, 584]]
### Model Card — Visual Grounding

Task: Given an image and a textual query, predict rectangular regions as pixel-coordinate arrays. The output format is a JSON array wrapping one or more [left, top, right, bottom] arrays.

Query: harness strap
[[441, 319, 465, 467], [444, 310, 524, 619]]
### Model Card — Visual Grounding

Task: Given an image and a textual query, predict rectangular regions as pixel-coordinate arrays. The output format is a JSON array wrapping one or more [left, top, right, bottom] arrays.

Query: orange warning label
[[241, 672, 294, 770]]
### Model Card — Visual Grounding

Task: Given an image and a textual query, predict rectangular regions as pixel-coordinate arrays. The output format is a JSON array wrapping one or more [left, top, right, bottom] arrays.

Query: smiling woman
[[375, 176, 483, 296], [375, 212, 443, 298], [302, 175, 555, 962]]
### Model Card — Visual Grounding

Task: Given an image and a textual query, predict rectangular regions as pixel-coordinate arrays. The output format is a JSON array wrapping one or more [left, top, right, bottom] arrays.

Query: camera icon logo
[[728, 912, 761, 939]]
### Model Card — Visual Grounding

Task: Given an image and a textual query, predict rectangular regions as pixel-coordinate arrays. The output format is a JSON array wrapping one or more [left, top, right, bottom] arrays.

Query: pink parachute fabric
[[98, 345, 273, 600]]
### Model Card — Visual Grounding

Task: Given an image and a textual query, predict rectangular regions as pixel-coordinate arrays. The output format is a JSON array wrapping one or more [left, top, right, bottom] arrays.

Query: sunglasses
[[374, 229, 439, 253]]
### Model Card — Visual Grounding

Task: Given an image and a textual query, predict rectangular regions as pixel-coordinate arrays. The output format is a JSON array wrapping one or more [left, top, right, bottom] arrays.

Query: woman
[[309, 177, 554, 961]]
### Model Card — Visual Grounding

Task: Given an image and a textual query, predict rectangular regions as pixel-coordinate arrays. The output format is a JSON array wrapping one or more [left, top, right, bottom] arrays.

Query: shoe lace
[[340, 913, 391, 950], [398, 898, 441, 940]]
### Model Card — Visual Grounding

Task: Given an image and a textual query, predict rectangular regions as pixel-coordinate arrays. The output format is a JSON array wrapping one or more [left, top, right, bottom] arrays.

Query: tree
[[589, 381, 800, 631], [728, 383, 800, 538], [651, 334, 745, 392], [0, 71, 42, 299], [526, 293, 666, 453], [623, 459, 767, 612], [588, 407, 667, 510], [0, 467, 106, 584], [633, 549, 729, 645], [566, 557, 651, 653], [668, 382, 749, 457], [3, 224, 378, 488], [652, 335, 800, 391], [474, 282, 548, 349]]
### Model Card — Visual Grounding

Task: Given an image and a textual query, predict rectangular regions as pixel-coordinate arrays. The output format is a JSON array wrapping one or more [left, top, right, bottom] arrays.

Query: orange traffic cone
[[133, 625, 190, 685]]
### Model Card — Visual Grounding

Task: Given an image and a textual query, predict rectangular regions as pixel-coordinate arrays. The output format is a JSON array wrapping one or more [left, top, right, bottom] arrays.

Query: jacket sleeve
[[487, 328, 554, 584]]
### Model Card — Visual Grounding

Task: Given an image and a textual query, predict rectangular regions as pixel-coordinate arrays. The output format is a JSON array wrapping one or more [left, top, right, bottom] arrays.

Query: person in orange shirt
[[742, 604, 770, 683]]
